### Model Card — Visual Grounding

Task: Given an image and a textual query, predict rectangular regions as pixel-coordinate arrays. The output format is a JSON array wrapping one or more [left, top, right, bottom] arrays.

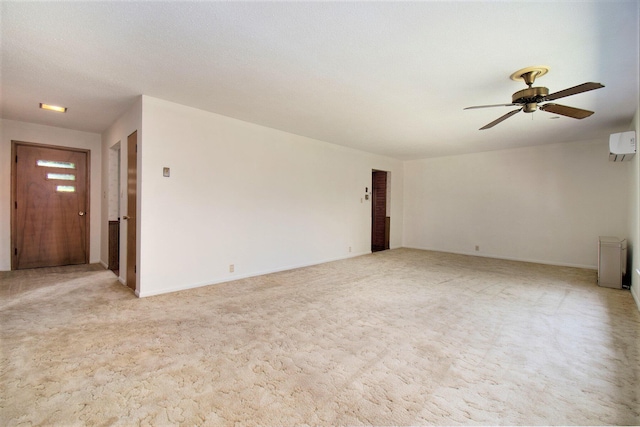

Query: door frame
[[125, 131, 138, 292], [10, 140, 91, 270], [371, 169, 390, 252]]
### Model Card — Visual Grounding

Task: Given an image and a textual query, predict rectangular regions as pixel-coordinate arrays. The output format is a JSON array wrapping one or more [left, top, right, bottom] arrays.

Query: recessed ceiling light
[[549, 116, 560, 119], [39, 103, 67, 113]]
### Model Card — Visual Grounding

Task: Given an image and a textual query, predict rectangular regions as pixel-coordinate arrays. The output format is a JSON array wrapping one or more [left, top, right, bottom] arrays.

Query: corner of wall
[[627, 104, 640, 311], [100, 97, 143, 282], [630, 106, 640, 311]]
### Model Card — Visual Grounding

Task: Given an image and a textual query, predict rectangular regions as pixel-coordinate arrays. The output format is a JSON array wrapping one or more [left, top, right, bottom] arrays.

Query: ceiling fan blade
[[479, 108, 522, 130], [540, 103, 594, 119], [464, 103, 518, 110], [544, 82, 604, 101]]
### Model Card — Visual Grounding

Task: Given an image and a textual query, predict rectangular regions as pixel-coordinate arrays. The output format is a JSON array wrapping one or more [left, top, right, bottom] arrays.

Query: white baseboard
[[632, 287, 640, 312], [132, 247, 603, 298], [633, 269, 640, 312], [402, 245, 597, 270], [99, 261, 108, 270], [136, 251, 370, 298]]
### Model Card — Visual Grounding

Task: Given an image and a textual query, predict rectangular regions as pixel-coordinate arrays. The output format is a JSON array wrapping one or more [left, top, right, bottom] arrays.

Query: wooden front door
[[11, 142, 89, 270], [125, 131, 137, 291], [371, 170, 388, 252]]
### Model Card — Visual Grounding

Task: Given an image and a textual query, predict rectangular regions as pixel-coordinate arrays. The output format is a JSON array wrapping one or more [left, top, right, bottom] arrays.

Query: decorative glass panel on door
[[36, 160, 76, 169], [56, 185, 76, 193], [46, 173, 76, 181]]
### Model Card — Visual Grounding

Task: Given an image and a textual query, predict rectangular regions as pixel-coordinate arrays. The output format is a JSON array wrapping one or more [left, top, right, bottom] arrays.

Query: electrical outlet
[[475, 245, 480, 252], [349, 246, 352, 252], [229, 264, 234, 273]]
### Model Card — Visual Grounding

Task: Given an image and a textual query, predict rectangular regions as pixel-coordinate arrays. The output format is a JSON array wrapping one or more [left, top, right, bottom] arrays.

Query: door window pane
[[37, 160, 76, 169], [46, 173, 76, 181], [56, 185, 76, 193]]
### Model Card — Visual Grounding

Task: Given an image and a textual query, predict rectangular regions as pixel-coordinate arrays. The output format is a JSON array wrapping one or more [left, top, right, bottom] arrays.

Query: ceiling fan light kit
[[466, 65, 604, 130]]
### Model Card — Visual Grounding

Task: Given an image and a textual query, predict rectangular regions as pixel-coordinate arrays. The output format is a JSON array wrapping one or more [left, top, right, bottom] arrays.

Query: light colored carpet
[[1, 248, 638, 426]]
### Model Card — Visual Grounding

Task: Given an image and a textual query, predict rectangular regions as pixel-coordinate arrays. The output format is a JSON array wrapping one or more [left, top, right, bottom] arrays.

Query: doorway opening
[[371, 169, 391, 252], [108, 142, 121, 275]]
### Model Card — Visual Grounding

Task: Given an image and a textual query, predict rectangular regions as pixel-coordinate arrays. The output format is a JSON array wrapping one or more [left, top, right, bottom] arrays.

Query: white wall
[[629, 107, 640, 310], [0, 119, 102, 270], [403, 139, 630, 269], [100, 98, 142, 280], [107, 146, 120, 221], [137, 96, 403, 297]]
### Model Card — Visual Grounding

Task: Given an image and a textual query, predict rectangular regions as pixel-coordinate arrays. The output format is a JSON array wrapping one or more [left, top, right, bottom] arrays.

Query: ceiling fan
[[465, 66, 604, 130]]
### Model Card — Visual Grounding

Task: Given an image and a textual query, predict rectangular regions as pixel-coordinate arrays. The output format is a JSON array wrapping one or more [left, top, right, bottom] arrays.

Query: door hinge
[[135, 144, 138, 153], [15, 201, 17, 209], [14, 248, 17, 256], [15, 155, 18, 163], [134, 265, 137, 273]]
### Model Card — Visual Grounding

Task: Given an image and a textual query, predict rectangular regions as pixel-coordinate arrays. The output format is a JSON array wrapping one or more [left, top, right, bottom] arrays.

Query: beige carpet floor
[[1, 248, 639, 426]]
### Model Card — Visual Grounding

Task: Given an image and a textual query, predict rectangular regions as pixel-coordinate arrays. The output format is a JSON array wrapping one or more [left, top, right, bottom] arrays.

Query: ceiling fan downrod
[[522, 70, 540, 87]]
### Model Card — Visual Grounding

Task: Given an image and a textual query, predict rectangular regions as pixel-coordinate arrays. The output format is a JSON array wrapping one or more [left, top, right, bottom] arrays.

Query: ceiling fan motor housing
[[512, 86, 549, 112], [512, 86, 549, 104]]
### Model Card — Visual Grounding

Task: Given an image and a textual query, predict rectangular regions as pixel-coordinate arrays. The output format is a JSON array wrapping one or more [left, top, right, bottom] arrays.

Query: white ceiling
[[2, 1, 638, 160]]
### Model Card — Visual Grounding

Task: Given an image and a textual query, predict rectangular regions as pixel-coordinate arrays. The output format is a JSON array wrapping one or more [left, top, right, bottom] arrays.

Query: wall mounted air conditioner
[[609, 131, 636, 162]]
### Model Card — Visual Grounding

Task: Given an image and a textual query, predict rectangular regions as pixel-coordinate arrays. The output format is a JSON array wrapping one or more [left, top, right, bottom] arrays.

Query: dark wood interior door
[[371, 170, 388, 252], [125, 131, 137, 291], [12, 142, 89, 269]]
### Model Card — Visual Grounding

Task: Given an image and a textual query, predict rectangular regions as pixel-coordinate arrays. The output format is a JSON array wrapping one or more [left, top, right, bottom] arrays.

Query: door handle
[[123, 215, 131, 220], [78, 211, 85, 216]]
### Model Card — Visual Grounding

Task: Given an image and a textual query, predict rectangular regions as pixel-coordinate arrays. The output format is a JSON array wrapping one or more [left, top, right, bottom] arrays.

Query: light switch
[[163, 167, 170, 177]]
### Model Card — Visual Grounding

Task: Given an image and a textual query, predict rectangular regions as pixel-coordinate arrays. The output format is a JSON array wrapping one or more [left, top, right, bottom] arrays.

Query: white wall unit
[[403, 139, 630, 269], [0, 119, 102, 270], [597, 236, 627, 289], [609, 131, 636, 162]]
